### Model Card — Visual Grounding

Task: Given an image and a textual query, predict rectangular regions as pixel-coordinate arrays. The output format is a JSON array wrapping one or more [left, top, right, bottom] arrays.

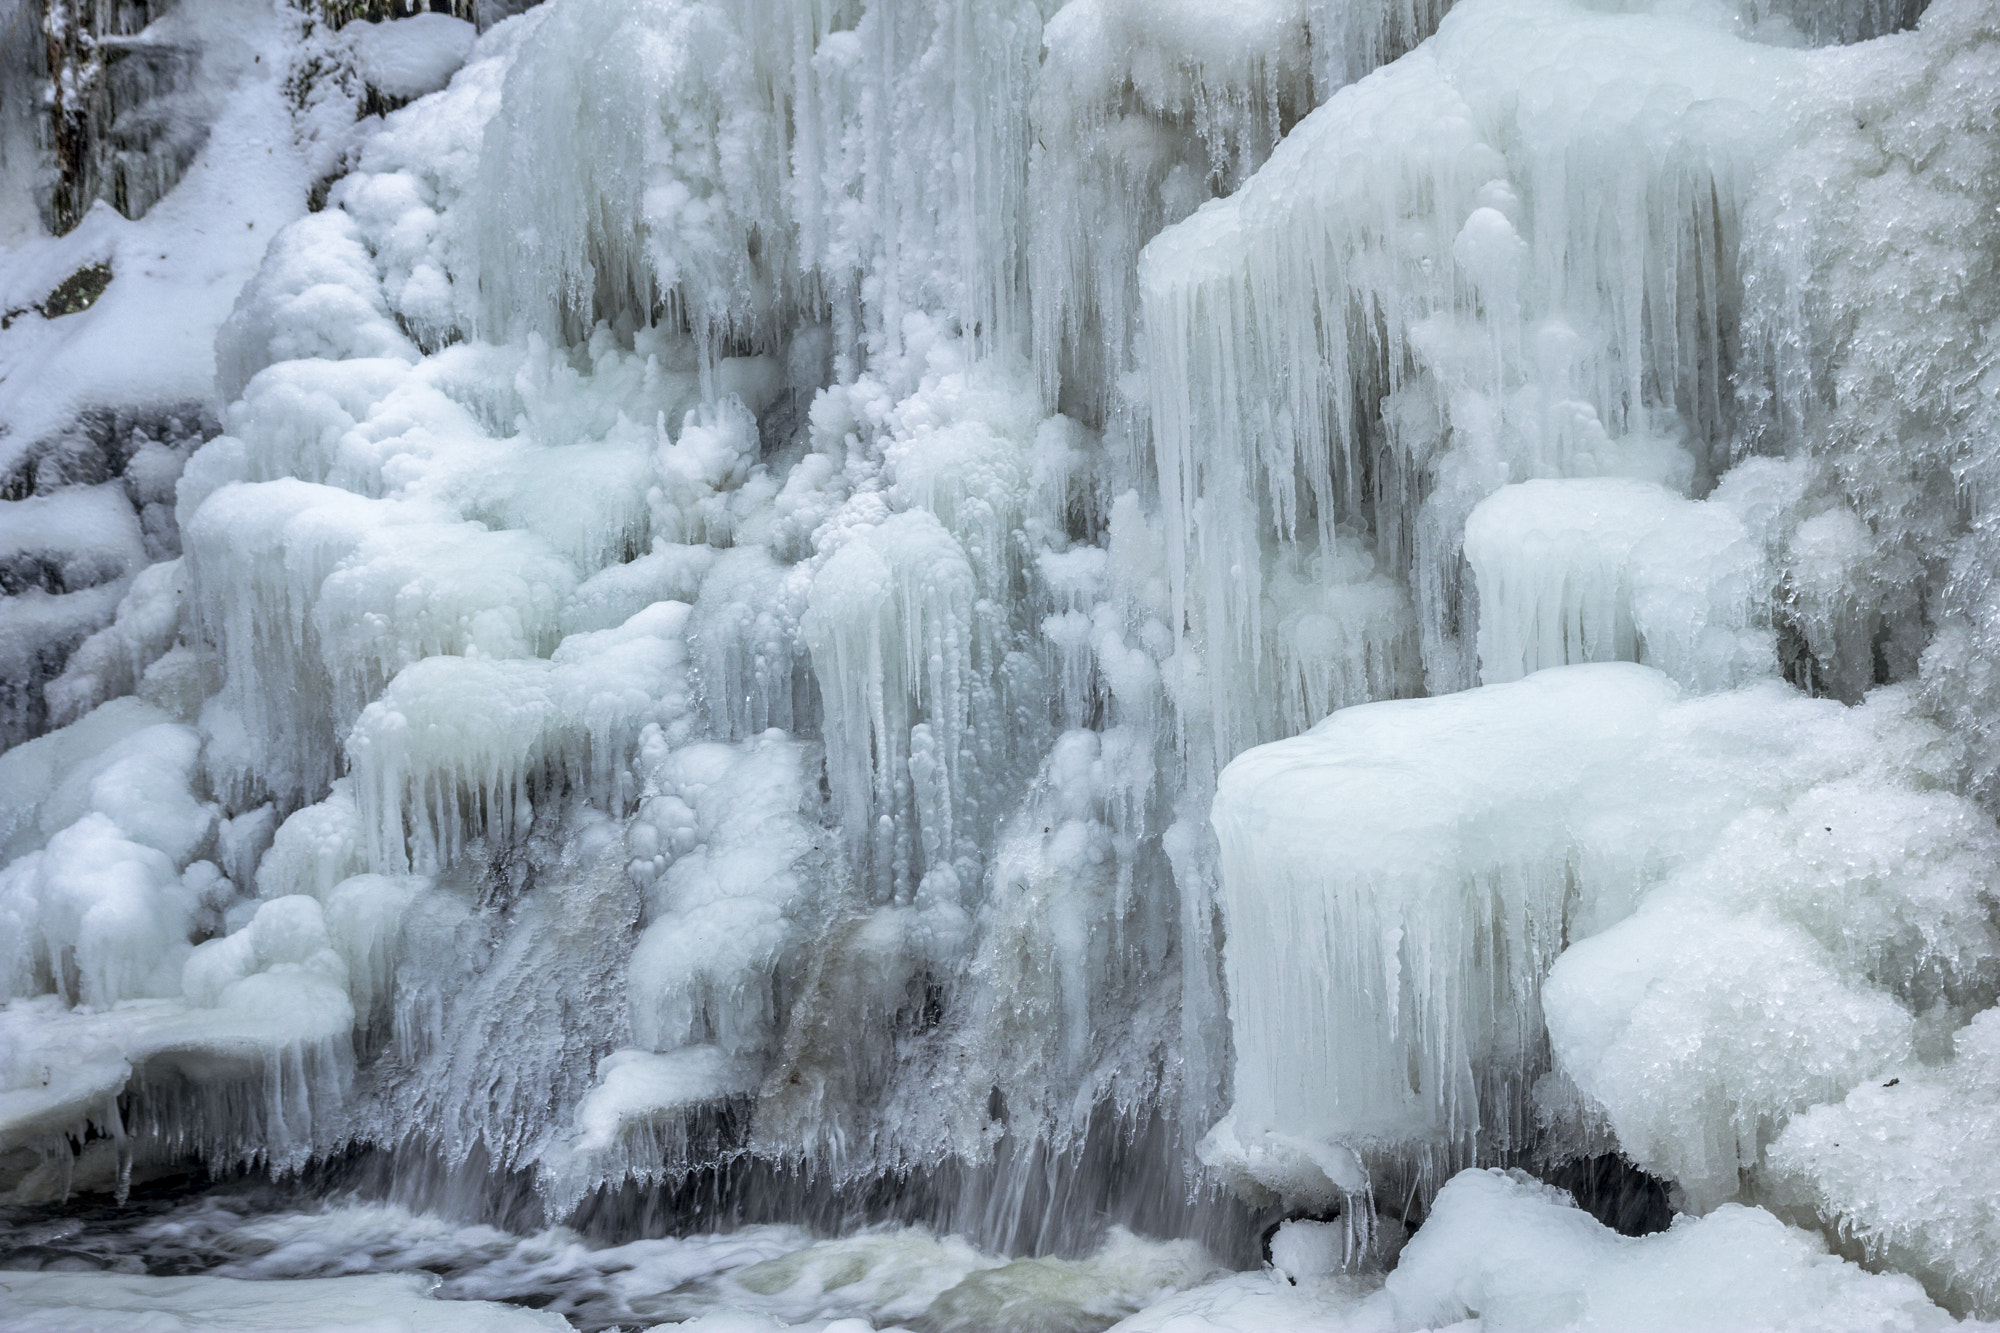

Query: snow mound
[[344, 15, 477, 104]]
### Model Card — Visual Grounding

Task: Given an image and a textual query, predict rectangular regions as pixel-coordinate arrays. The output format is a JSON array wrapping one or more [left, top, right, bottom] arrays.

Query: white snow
[[1545, 772, 2000, 1211], [1382, 1168, 1976, 1333], [1110, 1168, 1984, 1333], [0, 0, 312, 474], [345, 16, 478, 104], [1767, 1006, 2000, 1318]]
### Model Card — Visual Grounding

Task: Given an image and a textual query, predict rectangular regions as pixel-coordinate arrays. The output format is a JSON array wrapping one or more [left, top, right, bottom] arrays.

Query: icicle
[[802, 509, 978, 901], [1140, 0, 1797, 755]]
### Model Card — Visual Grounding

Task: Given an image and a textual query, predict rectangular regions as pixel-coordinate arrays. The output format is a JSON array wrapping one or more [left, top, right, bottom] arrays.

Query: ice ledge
[[1207, 663, 1960, 1208]]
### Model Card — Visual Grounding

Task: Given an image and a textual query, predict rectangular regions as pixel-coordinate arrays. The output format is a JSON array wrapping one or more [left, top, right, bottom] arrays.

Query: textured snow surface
[[344, 15, 478, 103], [3, 0, 1998, 1326]]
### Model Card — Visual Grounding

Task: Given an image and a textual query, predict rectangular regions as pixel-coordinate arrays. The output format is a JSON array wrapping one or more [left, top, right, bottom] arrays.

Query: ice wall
[[1140, 0, 1804, 752], [6, 0, 1211, 1220], [1189, 2, 2000, 1312], [1028, 0, 1311, 440], [6, 0, 2000, 1322], [467, 0, 1044, 370]]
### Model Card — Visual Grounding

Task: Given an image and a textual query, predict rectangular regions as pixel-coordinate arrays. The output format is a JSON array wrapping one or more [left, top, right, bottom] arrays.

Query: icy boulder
[[1382, 1168, 1970, 1333], [1767, 1007, 2000, 1318], [0, 711, 224, 1010], [1207, 662, 1970, 1208], [1546, 772, 2000, 1212], [0, 700, 368, 1190], [177, 896, 355, 1041], [1, 816, 193, 1010], [344, 15, 477, 105], [1207, 663, 1678, 1205], [1113, 1167, 1974, 1332], [0, 699, 179, 862]]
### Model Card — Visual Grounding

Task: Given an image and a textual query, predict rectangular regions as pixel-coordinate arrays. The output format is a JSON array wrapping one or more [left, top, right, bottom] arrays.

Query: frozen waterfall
[[3, 0, 2000, 1328]]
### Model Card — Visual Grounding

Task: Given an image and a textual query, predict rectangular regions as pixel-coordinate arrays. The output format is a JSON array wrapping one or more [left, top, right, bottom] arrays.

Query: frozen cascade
[[802, 508, 983, 902], [1140, 0, 1797, 749], [1028, 0, 1312, 434], [6, 0, 2000, 1329], [1207, 660, 2000, 1311]]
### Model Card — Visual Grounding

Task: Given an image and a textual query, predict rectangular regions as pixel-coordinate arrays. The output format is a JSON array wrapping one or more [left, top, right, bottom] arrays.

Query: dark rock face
[[0, 403, 210, 751]]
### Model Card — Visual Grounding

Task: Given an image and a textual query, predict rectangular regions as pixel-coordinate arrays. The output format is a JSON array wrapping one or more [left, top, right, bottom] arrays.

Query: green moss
[[39, 262, 113, 319]]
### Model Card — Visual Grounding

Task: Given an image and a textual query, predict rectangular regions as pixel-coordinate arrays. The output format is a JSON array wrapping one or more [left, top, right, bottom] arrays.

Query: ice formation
[[3, 0, 1999, 1327]]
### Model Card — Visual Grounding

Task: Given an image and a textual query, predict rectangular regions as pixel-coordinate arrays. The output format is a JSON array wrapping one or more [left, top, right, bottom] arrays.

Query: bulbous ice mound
[[1210, 663, 1999, 1219]]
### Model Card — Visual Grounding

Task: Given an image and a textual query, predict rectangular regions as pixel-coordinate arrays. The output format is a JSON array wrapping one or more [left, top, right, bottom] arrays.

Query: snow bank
[[1383, 1168, 1971, 1332], [0, 0, 311, 477], [1112, 1167, 1977, 1333]]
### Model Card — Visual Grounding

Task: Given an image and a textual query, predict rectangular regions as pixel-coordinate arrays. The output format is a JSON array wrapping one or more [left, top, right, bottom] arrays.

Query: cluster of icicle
[[6, 0, 2000, 1316]]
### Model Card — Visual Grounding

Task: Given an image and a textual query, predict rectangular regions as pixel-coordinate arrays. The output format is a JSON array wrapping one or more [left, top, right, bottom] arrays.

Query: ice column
[[802, 510, 981, 902]]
